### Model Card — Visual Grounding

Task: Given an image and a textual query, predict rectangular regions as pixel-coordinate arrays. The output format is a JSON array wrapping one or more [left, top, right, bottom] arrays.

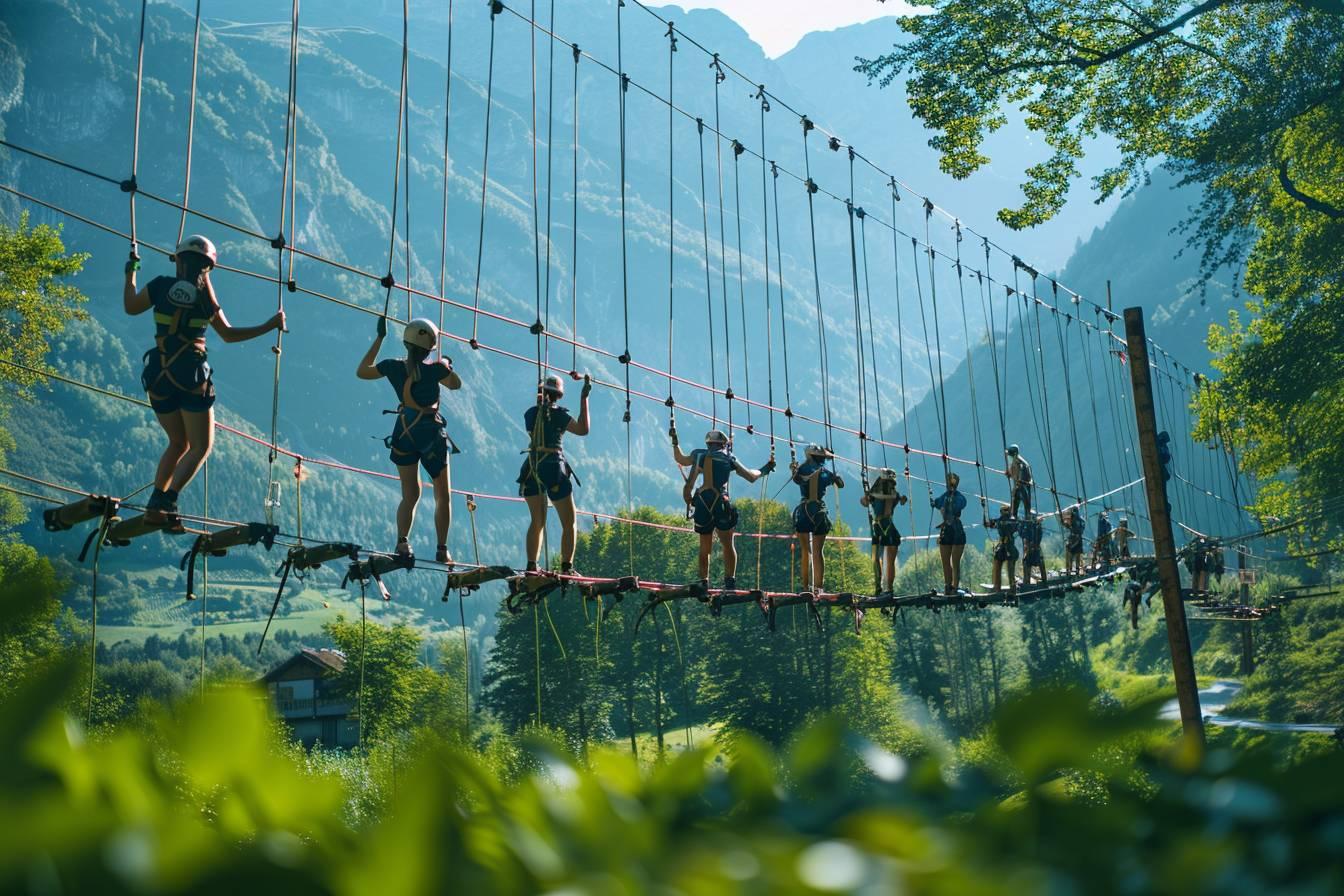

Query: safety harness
[[144, 280, 215, 403], [384, 367, 461, 458], [521, 400, 578, 491]]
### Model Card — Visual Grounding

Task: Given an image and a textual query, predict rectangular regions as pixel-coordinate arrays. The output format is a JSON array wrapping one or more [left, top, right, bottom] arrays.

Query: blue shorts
[[142, 350, 215, 415], [1067, 534, 1084, 554], [1024, 545, 1043, 566], [938, 519, 966, 546], [518, 453, 573, 501], [871, 517, 901, 548], [793, 500, 831, 536], [692, 490, 739, 534], [994, 540, 1020, 562], [388, 420, 450, 479]]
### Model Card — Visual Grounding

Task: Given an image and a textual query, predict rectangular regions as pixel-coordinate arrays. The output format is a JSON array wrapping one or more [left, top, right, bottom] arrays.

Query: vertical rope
[[665, 23, 677, 415], [542, 0, 557, 367], [266, 0, 302, 526], [697, 118, 718, 427], [471, 2, 504, 344], [890, 184, 923, 531], [199, 460, 210, 699], [731, 139, 752, 432], [799, 117, 834, 458], [529, 0, 542, 371], [952, 223, 988, 509], [570, 43, 581, 375], [438, 0, 455, 351], [174, 0, 203, 244], [921, 205, 951, 476], [756, 86, 775, 451], [858, 209, 887, 468], [126, 0, 148, 248], [711, 56, 734, 436], [978, 240, 1008, 452], [772, 162, 795, 462]]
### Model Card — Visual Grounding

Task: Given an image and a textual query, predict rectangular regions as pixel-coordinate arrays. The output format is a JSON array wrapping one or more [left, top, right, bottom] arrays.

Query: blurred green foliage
[[2, 654, 1342, 895]]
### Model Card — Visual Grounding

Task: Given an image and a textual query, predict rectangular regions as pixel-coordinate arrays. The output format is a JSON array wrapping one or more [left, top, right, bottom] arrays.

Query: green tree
[[0, 211, 89, 399], [323, 616, 466, 745], [858, 1, 1344, 541]]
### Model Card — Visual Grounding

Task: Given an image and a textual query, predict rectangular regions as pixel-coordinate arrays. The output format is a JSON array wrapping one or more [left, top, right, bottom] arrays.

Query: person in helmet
[[1020, 511, 1047, 585], [1063, 504, 1087, 575], [1004, 444, 1033, 517], [518, 372, 591, 574], [859, 467, 907, 596], [672, 426, 775, 592], [791, 444, 845, 594], [356, 316, 462, 561], [1113, 516, 1133, 559], [984, 504, 1021, 595], [931, 471, 968, 594], [122, 236, 285, 524], [1091, 509, 1114, 569]]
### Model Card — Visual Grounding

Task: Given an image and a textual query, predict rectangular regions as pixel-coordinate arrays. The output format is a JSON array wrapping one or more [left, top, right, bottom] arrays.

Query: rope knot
[[119, 175, 137, 194], [731, 139, 745, 157], [572, 43, 581, 62], [664, 395, 675, 408], [380, 273, 396, 289], [529, 319, 545, 335], [804, 178, 818, 195], [801, 116, 814, 134], [724, 387, 734, 401], [271, 232, 287, 250], [618, 351, 631, 364], [286, 279, 297, 293], [827, 136, 841, 152], [854, 206, 865, 220], [783, 407, 794, 418], [469, 337, 480, 351], [489, 0, 503, 16]]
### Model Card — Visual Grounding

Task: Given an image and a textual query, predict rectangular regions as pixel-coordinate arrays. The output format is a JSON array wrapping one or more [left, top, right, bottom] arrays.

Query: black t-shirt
[[377, 358, 451, 422], [524, 403, 573, 451]]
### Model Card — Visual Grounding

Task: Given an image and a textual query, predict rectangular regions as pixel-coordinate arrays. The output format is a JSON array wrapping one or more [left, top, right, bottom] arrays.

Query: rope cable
[[470, 2, 504, 344]]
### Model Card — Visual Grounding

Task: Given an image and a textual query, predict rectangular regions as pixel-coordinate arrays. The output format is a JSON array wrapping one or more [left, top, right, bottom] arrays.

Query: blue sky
[[668, 0, 922, 56]]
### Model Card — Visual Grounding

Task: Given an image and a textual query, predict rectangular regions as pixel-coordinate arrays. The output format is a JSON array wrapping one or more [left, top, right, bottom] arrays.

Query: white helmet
[[704, 429, 729, 446], [539, 373, 565, 397], [173, 234, 217, 268], [403, 318, 439, 350], [804, 443, 829, 460], [877, 467, 898, 481]]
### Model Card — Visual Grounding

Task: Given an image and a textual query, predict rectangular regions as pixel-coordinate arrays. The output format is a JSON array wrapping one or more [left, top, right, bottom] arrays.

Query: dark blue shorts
[[793, 500, 831, 536], [142, 351, 215, 415], [938, 519, 966, 546], [692, 490, 739, 534], [871, 517, 901, 548], [1067, 534, 1084, 554], [388, 421, 450, 479], [1024, 545, 1044, 566], [518, 453, 573, 501], [994, 540, 1020, 562]]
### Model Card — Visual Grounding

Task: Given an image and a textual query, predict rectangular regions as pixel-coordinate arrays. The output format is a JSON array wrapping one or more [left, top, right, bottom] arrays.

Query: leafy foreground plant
[[1, 662, 1341, 895]]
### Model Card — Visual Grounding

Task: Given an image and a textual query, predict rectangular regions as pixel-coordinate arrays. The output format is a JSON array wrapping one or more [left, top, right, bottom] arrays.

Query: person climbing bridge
[[1004, 444, 1034, 517], [672, 427, 774, 592], [984, 504, 1020, 595], [356, 316, 462, 561], [931, 471, 968, 595], [1091, 509, 1114, 569], [519, 372, 591, 575], [1113, 516, 1134, 560], [123, 236, 286, 525], [859, 467, 907, 597], [792, 444, 845, 594], [1020, 511, 1047, 585], [1063, 504, 1087, 575]]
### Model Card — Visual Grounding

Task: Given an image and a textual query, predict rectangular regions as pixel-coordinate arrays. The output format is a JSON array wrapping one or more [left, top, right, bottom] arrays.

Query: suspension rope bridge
[[0, 0, 1295, 733]]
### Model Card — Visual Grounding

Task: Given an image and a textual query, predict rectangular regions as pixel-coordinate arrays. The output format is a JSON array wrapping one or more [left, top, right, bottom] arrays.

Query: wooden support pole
[[1124, 307, 1205, 748]]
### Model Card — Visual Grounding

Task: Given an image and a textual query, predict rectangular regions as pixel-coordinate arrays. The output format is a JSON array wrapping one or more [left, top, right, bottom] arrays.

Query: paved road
[[1159, 680, 1338, 734]]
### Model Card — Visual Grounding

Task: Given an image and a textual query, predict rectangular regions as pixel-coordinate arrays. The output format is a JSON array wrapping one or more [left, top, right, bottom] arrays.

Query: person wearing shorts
[[792, 444, 845, 593], [985, 504, 1021, 594], [860, 468, 907, 596], [673, 428, 773, 591], [124, 234, 285, 524], [932, 472, 968, 594], [517, 373, 590, 574], [357, 317, 462, 562]]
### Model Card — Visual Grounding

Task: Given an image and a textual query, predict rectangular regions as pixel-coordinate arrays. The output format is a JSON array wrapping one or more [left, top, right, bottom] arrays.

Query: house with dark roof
[[260, 648, 359, 749]]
